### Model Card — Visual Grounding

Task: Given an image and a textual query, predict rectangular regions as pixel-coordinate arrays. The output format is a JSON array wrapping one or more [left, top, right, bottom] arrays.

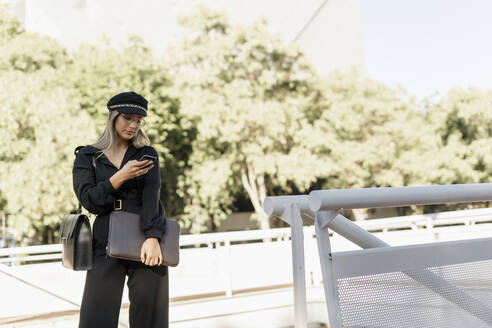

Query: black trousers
[[79, 215, 169, 328]]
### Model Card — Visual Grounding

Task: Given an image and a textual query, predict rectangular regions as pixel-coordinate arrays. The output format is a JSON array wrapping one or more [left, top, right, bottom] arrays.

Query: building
[[1, 0, 365, 76]]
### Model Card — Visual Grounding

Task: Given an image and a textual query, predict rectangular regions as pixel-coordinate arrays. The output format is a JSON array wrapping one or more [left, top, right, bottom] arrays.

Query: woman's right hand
[[109, 159, 154, 191], [119, 159, 154, 181]]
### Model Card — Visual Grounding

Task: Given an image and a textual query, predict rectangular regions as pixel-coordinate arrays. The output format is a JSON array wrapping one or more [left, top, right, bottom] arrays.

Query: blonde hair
[[91, 110, 150, 160]]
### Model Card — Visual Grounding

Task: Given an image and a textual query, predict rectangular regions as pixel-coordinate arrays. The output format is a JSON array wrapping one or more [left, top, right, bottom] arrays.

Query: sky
[[359, 0, 492, 101]]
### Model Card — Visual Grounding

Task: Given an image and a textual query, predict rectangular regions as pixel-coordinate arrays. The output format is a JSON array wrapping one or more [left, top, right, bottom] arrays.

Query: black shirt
[[72, 143, 167, 241]]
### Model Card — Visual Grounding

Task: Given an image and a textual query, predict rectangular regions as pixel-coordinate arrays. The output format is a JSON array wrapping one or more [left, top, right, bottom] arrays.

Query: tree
[[312, 71, 438, 188], [304, 71, 440, 219], [0, 6, 191, 242], [168, 8, 324, 232], [0, 70, 98, 243], [0, 5, 68, 73], [0, 6, 83, 242], [427, 87, 492, 185], [0, 4, 23, 42], [64, 37, 193, 219]]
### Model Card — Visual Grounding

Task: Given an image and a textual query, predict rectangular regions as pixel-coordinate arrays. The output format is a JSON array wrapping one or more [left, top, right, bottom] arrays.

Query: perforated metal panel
[[336, 260, 492, 328]]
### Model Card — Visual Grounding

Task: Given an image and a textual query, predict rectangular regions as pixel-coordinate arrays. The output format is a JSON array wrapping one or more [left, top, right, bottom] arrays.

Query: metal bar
[[264, 195, 313, 220], [328, 213, 387, 249], [0, 253, 62, 264], [309, 183, 492, 211], [332, 237, 492, 279], [0, 244, 62, 256]]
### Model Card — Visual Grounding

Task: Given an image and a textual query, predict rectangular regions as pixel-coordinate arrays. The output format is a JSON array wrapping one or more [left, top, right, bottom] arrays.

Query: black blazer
[[72, 144, 167, 241]]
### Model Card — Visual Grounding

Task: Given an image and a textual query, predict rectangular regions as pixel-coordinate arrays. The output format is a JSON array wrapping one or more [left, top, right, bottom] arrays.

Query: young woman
[[73, 91, 168, 328]]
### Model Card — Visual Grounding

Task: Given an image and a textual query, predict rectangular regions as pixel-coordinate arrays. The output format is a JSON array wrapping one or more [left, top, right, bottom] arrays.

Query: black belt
[[113, 198, 142, 214]]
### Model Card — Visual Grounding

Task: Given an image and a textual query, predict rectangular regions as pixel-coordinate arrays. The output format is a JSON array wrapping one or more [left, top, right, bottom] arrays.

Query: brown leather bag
[[106, 210, 180, 267]]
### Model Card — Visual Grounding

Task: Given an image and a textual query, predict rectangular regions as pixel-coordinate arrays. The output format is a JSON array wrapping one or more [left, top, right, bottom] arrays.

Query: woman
[[72, 91, 169, 328]]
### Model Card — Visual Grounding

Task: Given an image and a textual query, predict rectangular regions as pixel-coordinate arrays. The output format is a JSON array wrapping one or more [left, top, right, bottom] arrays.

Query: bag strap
[[74, 145, 91, 215]]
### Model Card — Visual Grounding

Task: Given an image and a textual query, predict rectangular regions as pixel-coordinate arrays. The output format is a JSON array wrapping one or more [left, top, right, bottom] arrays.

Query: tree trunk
[[191, 213, 202, 234], [209, 215, 218, 232], [352, 208, 368, 221], [241, 163, 270, 230]]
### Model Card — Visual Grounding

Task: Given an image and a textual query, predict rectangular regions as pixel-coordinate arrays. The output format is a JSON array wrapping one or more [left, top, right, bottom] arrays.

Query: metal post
[[303, 225, 317, 287], [224, 239, 233, 297], [286, 203, 308, 328], [314, 211, 343, 328], [264, 196, 313, 328]]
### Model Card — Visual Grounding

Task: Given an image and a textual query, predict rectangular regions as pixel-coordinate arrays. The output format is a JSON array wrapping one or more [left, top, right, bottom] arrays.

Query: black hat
[[107, 91, 148, 117]]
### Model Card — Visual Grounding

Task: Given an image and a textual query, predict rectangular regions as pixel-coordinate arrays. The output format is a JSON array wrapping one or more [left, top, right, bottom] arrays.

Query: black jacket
[[72, 144, 167, 241]]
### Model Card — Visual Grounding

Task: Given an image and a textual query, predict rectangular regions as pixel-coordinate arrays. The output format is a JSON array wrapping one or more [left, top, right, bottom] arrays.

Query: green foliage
[[0, 4, 23, 42], [1, 5, 492, 241], [0, 70, 98, 242], [427, 88, 492, 184], [65, 37, 159, 121], [63, 37, 194, 219], [0, 5, 68, 73], [0, 33, 68, 72], [311, 71, 439, 189], [169, 7, 322, 231], [0, 8, 190, 241]]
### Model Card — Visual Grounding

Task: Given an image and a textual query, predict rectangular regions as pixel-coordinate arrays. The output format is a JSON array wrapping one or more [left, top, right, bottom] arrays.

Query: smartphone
[[139, 154, 157, 162], [138, 154, 157, 168]]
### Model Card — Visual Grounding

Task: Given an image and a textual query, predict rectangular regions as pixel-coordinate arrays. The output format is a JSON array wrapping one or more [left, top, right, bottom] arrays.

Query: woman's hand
[[110, 159, 154, 190], [120, 159, 154, 180], [140, 237, 163, 266]]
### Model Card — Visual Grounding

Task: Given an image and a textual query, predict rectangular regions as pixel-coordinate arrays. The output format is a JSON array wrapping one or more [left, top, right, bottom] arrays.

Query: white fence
[[265, 183, 492, 328], [3, 207, 492, 267]]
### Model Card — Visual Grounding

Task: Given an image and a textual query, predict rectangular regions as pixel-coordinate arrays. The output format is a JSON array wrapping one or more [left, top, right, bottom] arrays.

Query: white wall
[[1, 0, 365, 75]]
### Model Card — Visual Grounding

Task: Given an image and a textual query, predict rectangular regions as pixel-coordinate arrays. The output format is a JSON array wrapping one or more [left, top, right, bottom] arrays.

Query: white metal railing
[[357, 207, 492, 232], [264, 183, 492, 328], [2, 207, 492, 266], [0, 227, 291, 265]]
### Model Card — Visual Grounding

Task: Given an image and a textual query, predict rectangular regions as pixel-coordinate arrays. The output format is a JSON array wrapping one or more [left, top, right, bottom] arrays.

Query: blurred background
[[1, 0, 491, 245], [0, 1, 491, 326]]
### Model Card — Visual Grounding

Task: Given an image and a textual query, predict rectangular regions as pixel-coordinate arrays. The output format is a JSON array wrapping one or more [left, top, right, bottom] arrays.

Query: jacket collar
[[81, 145, 99, 155], [90, 144, 139, 169]]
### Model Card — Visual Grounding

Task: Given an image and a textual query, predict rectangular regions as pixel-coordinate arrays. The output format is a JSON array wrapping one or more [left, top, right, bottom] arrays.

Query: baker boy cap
[[107, 91, 148, 117]]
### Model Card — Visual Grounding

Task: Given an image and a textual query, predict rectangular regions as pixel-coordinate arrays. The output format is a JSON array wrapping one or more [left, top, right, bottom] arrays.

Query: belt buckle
[[114, 199, 122, 210]]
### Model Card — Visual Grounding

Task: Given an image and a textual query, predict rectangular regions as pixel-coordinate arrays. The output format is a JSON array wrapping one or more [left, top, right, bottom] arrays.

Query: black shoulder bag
[[59, 146, 93, 271]]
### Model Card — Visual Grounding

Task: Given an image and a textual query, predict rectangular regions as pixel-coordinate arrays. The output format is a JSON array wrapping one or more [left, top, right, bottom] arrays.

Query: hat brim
[[113, 107, 147, 117]]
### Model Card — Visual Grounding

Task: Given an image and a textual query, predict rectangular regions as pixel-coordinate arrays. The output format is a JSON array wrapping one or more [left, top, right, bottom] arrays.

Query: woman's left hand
[[140, 238, 163, 266]]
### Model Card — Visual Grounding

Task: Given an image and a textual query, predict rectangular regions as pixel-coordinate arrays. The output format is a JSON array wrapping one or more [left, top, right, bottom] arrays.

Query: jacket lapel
[[97, 144, 138, 169]]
